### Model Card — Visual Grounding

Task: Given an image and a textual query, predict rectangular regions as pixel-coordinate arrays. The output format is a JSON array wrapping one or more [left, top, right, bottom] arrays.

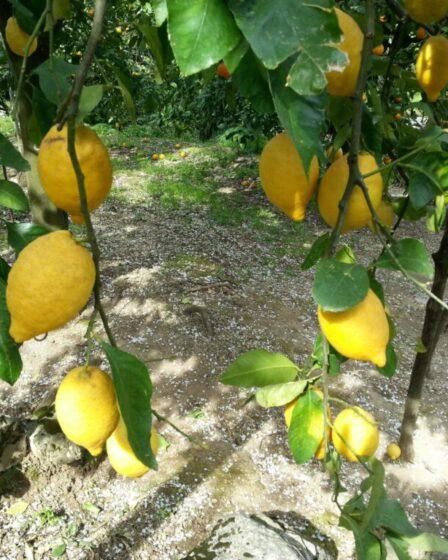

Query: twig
[[151, 409, 207, 449], [184, 304, 215, 336], [57, 0, 107, 126], [381, 21, 408, 104], [185, 281, 233, 293]]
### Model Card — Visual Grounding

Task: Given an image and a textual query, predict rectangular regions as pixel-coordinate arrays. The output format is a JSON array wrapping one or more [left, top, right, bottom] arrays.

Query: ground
[[0, 122, 447, 559]]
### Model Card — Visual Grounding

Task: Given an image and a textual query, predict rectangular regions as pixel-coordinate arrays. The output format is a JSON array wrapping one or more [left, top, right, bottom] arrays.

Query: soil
[[0, 144, 447, 560]]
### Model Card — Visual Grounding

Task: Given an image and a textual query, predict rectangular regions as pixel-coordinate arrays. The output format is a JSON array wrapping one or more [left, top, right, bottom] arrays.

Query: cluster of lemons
[[284, 389, 401, 463], [55, 366, 159, 477]]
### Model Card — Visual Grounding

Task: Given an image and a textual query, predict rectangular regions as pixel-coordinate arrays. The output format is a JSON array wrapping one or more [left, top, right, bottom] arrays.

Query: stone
[[29, 424, 82, 465], [183, 512, 336, 560]]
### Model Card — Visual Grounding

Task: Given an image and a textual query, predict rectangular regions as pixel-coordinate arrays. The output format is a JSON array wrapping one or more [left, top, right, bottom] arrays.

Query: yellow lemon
[[284, 389, 330, 460], [317, 153, 383, 233], [369, 200, 395, 232], [405, 0, 448, 24], [332, 406, 379, 462], [37, 124, 112, 224], [326, 147, 344, 162], [5, 17, 37, 57], [55, 366, 119, 456], [107, 419, 159, 478], [326, 9, 364, 97], [6, 231, 95, 343], [259, 132, 319, 221], [416, 36, 448, 103], [387, 442, 402, 460], [318, 289, 389, 367]]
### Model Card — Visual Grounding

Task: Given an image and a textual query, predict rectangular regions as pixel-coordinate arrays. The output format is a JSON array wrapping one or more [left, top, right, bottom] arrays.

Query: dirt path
[[1, 137, 447, 559]]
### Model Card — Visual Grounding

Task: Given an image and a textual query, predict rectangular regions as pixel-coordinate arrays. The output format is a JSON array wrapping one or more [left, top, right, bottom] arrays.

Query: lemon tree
[[1, 0, 448, 558]]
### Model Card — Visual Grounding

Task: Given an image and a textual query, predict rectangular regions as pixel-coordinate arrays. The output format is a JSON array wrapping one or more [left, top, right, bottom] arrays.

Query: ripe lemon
[[332, 406, 379, 462], [387, 442, 401, 460], [259, 132, 319, 221], [405, 0, 448, 24], [326, 147, 344, 162], [55, 366, 119, 456], [107, 419, 159, 478], [37, 124, 112, 224], [369, 200, 395, 231], [326, 9, 364, 97], [318, 289, 389, 367], [6, 231, 95, 343], [317, 153, 383, 233], [5, 17, 37, 57], [416, 36, 448, 103], [372, 45, 385, 56], [284, 389, 330, 460]]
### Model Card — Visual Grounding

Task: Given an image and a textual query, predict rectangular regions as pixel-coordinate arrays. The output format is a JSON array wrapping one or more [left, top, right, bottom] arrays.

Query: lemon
[[405, 0, 448, 24], [107, 419, 159, 478], [259, 132, 319, 221], [416, 36, 448, 103], [387, 442, 402, 460], [369, 200, 395, 232], [37, 124, 112, 224], [326, 9, 364, 97], [318, 289, 389, 367], [332, 406, 379, 462], [6, 231, 95, 343], [284, 389, 330, 460], [55, 366, 119, 456], [5, 17, 37, 57], [317, 153, 383, 233]]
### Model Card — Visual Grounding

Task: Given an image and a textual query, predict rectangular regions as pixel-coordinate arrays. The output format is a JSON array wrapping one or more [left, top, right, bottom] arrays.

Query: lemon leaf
[[0, 279, 22, 385], [0, 132, 30, 172], [288, 389, 323, 464], [6, 500, 28, 515], [255, 380, 307, 408], [301, 233, 331, 270], [375, 238, 434, 281], [6, 222, 50, 255], [0, 180, 29, 212], [221, 349, 298, 388], [313, 259, 369, 312]]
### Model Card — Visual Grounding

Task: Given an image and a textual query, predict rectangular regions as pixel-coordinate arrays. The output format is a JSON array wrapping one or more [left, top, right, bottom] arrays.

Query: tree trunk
[[0, 5, 67, 230], [399, 220, 448, 461]]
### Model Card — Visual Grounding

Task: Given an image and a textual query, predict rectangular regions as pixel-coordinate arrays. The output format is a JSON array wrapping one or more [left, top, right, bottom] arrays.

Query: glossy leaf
[[360, 459, 385, 532], [288, 390, 323, 464], [228, 0, 341, 71], [167, 0, 241, 76], [376, 344, 397, 378], [375, 499, 419, 536], [403, 532, 448, 553], [0, 181, 29, 212], [255, 380, 307, 408], [387, 536, 412, 560], [224, 38, 249, 73], [6, 222, 50, 254], [220, 349, 298, 388], [313, 259, 370, 312], [232, 50, 274, 114], [0, 258, 10, 282], [269, 63, 325, 172], [102, 342, 157, 470], [0, 133, 30, 172], [33, 58, 78, 106], [78, 85, 104, 121], [152, 0, 168, 26], [0, 279, 22, 386], [376, 238, 434, 281], [301, 233, 331, 270]]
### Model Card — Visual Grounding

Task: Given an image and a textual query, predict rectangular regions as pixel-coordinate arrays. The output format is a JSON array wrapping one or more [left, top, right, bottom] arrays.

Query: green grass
[[0, 115, 15, 137]]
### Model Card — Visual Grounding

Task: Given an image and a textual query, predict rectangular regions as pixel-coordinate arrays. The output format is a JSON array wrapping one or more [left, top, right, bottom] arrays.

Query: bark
[[399, 220, 448, 461], [0, 4, 67, 230]]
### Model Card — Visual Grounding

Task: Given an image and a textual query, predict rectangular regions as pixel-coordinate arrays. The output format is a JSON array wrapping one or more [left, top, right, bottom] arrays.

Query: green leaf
[[101, 343, 157, 470], [313, 259, 370, 312], [376, 344, 397, 378], [9, 0, 38, 34], [387, 536, 412, 560], [6, 222, 50, 254], [0, 180, 29, 212], [368, 275, 384, 304], [403, 532, 448, 553], [137, 17, 171, 81], [301, 233, 331, 270], [360, 459, 385, 532], [375, 238, 434, 281], [232, 50, 274, 114], [312, 334, 347, 376], [288, 46, 347, 97], [34, 58, 78, 106], [269, 63, 325, 172], [376, 499, 419, 536], [288, 390, 324, 464], [228, 0, 340, 70], [224, 38, 249, 73], [335, 245, 356, 264], [82, 502, 101, 516], [220, 349, 299, 388], [51, 543, 66, 557], [406, 151, 448, 210], [255, 380, 307, 408], [152, 0, 168, 26], [0, 132, 30, 172], [341, 514, 384, 560], [110, 66, 136, 121], [77, 85, 104, 121], [426, 194, 446, 234], [0, 280, 22, 386], [408, 170, 439, 210], [167, 0, 241, 76], [0, 258, 10, 282]]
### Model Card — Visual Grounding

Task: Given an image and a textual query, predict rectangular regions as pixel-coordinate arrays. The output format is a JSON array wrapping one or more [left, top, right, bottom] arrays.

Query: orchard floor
[[1, 124, 447, 560]]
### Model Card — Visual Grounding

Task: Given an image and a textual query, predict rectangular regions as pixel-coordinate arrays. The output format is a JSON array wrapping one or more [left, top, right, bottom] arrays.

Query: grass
[[0, 115, 14, 137]]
